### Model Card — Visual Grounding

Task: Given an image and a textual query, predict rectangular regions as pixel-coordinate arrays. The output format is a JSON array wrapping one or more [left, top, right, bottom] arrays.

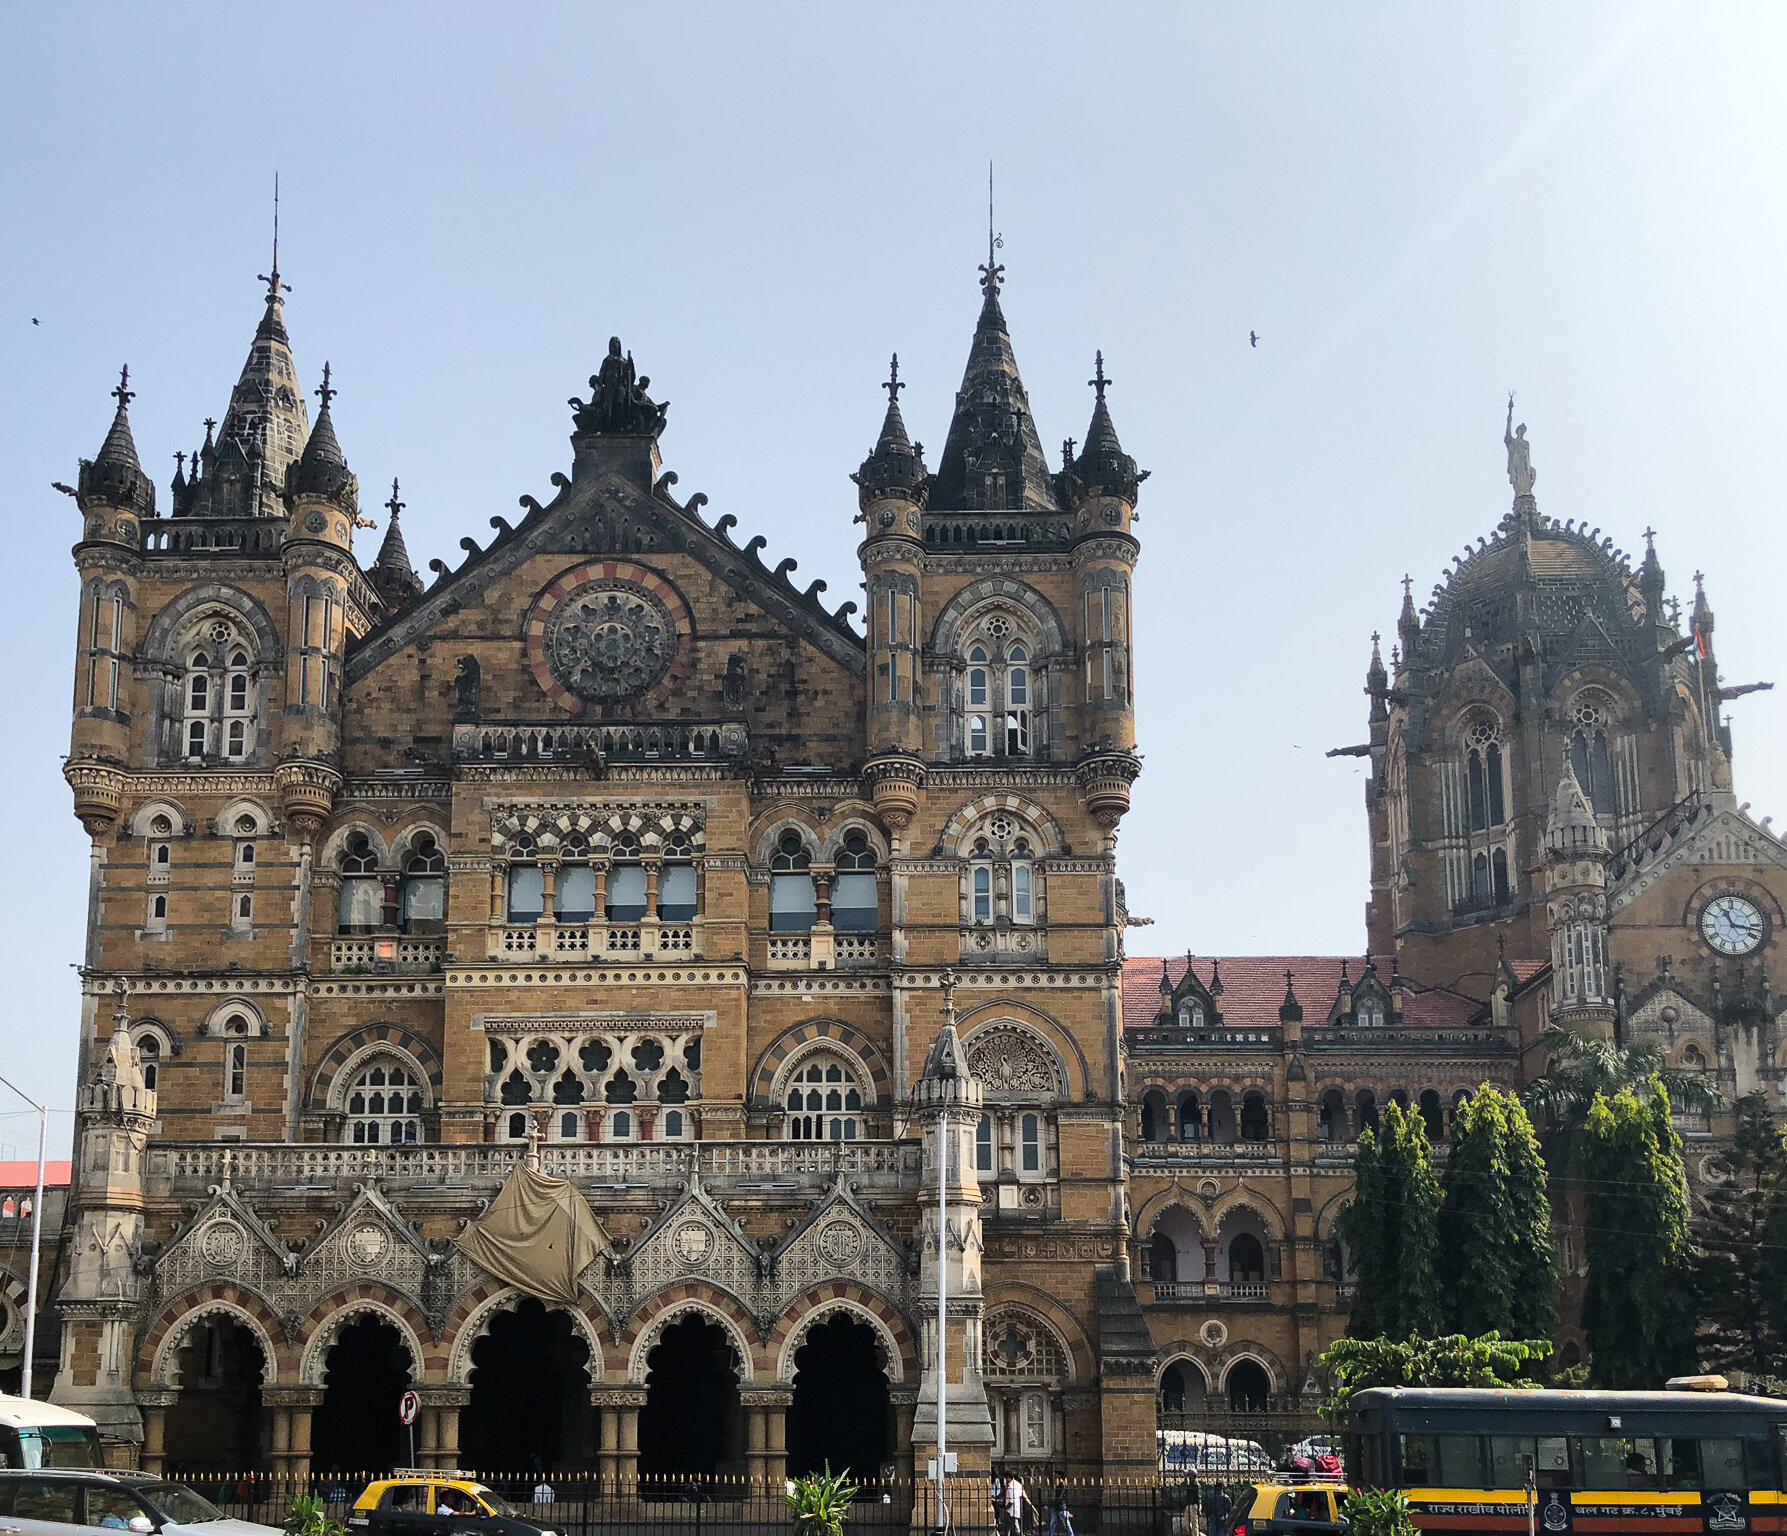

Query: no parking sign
[[398, 1390, 420, 1426]]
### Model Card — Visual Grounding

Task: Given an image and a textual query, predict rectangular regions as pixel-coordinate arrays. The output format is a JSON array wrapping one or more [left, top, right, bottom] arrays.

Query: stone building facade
[[33, 249, 1786, 1478]]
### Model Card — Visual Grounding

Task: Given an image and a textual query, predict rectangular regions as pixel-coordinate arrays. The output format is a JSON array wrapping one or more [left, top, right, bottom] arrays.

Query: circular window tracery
[[544, 581, 676, 702]]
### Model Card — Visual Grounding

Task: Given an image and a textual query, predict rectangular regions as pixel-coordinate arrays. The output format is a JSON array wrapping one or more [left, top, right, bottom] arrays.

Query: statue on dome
[[1505, 394, 1536, 497]]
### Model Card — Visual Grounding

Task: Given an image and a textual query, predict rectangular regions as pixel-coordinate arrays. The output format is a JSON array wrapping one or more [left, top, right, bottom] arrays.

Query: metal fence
[[174, 1474, 1229, 1536]]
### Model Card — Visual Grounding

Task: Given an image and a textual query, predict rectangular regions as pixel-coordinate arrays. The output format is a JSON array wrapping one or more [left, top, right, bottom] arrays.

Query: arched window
[[224, 1042, 247, 1102], [1140, 1090, 1167, 1144], [976, 1111, 995, 1172], [769, 831, 816, 933], [1228, 1233, 1266, 1284], [344, 1058, 426, 1145], [961, 619, 1042, 759], [558, 1111, 581, 1141], [399, 834, 446, 933], [1355, 1089, 1379, 1133], [1239, 1092, 1269, 1142], [506, 835, 543, 922], [554, 835, 595, 922], [134, 1033, 162, 1094], [658, 833, 697, 922], [605, 835, 647, 923], [1355, 994, 1386, 1027], [337, 833, 382, 934], [1011, 838, 1034, 924], [971, 842, 994, 925], [832, 831, 878, 933], [661, 1108, 686, 1139], [1418, 1088, 1445, 1141], [1177, 1092, 1202, 1142], [782, 1053, 863, 1141], [1208, 1090, 1236, 1143], [183, 650, 210, 758], [1570, 694, 1619, 816], [608, 1108, 633, 1141], [1177, 999, 1205, 1029], [1019, 1111, 1042, 1173], [1149, 1232, 1177, 1284], [1319, 1089, 1347, 1143], [506, 1111, 527, 1141], [1464, 717, 1507, 831], [180, 618, 257, 763]]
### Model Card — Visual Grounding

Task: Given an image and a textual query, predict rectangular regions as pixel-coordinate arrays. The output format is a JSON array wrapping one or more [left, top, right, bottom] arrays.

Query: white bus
[[0, 1398, 103, 1470]]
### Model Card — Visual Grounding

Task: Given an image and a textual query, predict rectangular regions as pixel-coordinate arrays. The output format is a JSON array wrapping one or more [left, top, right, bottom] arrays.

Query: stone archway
[[310, 1315, 415, 1475], [786, 1313, 891, 1481], [639, 1313, 745, 1480], [161, 1313, 270, 1474], [461, 1297, 596, 1476]]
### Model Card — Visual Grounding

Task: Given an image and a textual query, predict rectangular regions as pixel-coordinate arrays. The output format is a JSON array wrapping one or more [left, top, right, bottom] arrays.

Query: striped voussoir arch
[[750, 1018, 892, 1109], [620, 1282, 768, 1381], [308, 1023, 444, 1110], [139, 1282, 291, 1385], [768, 1283, 917, 1383], [298, 1283, 444, 1379]]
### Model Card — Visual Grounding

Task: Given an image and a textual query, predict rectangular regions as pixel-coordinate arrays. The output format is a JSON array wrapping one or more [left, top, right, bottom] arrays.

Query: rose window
[[544, 581, 676, 702]]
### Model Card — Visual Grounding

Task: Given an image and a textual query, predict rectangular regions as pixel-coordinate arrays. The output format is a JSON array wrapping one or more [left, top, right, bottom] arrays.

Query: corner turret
[[1546, 754, 1615, 1034], [369, 478, 424, 611], [77, 367, 155, 529]]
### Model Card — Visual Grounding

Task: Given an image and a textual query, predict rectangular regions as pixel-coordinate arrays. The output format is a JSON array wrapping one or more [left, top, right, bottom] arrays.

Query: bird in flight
[[1249, 331, 1259, 348], [32, 318, 40, 326]]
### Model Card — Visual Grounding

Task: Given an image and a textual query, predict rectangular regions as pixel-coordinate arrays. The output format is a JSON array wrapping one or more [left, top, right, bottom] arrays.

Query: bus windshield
[[3, 1425, 105, 1469]]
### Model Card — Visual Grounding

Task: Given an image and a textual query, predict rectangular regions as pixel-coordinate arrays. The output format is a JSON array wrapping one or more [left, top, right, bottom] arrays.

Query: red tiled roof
[[0, 1161, 72, 1188], [1122, 955, 1485, 1032]]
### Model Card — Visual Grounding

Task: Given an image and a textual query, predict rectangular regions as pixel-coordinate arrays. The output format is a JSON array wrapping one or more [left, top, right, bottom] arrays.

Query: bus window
[[1745, 1436, 1780, 1491], [4, 1425, 104, 1469], [1536, 1437, 1571, 1489], [1660, 1439, 1701, 1490], [1578, 1437, 1658, 1490], [1700, 1439, 1744, 1489], [1400, 1435, 1437, 1485]]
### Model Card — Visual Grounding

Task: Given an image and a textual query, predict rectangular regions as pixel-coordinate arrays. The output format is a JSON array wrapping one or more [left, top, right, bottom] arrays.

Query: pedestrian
[[1201, 1482, 1232, 1536], [532, 1478, 555, 1506], [1006, 1472, 1028, 1536], [1047, 1479, 1073, 1536], [990, 1472, 1007, 1536]]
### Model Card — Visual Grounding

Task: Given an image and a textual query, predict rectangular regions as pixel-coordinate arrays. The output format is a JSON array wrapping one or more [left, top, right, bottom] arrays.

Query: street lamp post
[[0, 1075, 49, 1401]]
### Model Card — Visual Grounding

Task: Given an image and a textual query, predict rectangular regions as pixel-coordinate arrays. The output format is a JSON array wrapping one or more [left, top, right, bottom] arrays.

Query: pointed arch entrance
[[787, 1314, 890, 1481], [311, 1316, 415, 1474], [162, 1316, 268, 1473], [639, 1314, 744, 1479], [461, 1298, 595, 1474]]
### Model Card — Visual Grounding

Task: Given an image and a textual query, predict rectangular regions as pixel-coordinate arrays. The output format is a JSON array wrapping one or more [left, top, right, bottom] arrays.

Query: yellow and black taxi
[[1223, 1478, 1350, 1535], [349, 1472, 559, 1536]]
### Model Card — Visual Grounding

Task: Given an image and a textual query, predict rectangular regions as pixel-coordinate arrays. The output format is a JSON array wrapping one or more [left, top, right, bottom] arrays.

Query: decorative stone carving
[[199, 1220, 245, 1267], [965, 1025, 1063, 1101], [672, 1221, 715, 1267], [544, 581, 675, 703], [347, 1223, 391, 1269], [817, 1220, 862, 1268], [1200, 1319, 1228, 1348]]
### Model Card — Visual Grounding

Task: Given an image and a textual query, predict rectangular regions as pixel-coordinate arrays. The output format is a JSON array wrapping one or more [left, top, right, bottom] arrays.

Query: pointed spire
[[852, 353, 929, 507], [1692, 569, 1716, 655], [929, 259, 1059, 513], [1070, 351, 1144, 503], [1366, 632, 1389, 721], [187, 241, 310, 519], [1279, 969, 1304, 1025], [1547, 748, 1608, 855], [290, 363, 357, 511], [78, 365, 155, 515], [370, 478, 423, 605]]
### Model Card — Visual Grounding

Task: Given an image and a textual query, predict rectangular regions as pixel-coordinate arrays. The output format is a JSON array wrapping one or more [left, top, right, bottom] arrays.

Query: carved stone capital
[[738, 1387, 795, 1410], [590, 1386, 648, 1409]]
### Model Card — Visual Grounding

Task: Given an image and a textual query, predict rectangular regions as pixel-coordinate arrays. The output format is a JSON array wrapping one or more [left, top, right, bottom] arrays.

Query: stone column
[[422, 1387, 471, 1470], [762, 1386, 791, 1489], [268, 1387, 324, 1483], [592, 1386, 646, 1491], [137, 1389, 177, 1477], [741, 1390, 770, 1488], [888, 1384, 918, 1484]]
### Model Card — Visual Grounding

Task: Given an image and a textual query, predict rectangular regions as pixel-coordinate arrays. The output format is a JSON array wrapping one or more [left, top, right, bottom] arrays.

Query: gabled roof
[[1122, 955, 1485, 1032]]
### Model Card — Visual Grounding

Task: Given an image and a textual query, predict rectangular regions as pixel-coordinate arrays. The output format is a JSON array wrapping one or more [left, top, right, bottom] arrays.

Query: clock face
[[1700, 893, 1766, 956]]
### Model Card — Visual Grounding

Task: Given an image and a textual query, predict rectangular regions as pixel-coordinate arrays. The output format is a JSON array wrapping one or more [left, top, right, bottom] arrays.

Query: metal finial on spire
[[257, 173, 290, 304], [1062, 437, 1075, 469], [979, 160, 1005, 297], [386, 478, 404, 520], [1644, 525, 1657, 550], [883, 353, 903, 400], [112, 365, 134, 409], [1089, 351, 1110, 401], [1401, 573, 1413, 598], [315, 361, 336, 410]]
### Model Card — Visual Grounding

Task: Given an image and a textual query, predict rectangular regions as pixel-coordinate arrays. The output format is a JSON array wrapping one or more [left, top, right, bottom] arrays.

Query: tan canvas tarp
[[453, 1160, 607, 1306]]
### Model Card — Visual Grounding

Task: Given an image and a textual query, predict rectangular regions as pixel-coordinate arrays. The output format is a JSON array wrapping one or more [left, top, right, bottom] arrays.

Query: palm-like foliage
[[1520, 1027, 1721, 1129]]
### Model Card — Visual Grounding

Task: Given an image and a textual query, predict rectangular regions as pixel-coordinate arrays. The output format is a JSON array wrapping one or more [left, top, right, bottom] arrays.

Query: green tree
[[1339, 1102, 1443, 1340], [1438, 1086, 1558, 1340], [1522, 1026, 1720, 1134], [1580, 1083, 1699, 1388], [1318, 1332, 1552, 1426], [1697, 1092, 1787, 1378]]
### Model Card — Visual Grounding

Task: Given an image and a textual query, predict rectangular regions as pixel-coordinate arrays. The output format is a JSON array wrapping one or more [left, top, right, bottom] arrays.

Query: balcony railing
[[497, 923, 699, 962], [452, 720, 748, 764], [1151, 1280, 1271, 1304], [766, 936, 811, 965], [144, 1138, 921, 1198], [329, 938, 445, 973]]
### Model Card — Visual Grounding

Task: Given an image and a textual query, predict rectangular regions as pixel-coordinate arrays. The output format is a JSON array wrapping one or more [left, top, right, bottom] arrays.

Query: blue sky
[[3, 4, 1783, 1153]]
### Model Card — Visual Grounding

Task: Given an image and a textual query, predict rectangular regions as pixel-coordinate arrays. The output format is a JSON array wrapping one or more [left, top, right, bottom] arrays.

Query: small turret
[[288, 363, 357, 513], [1067, 352, 1144, 506], [77, 366, 155, 525], [369, 478, 424, 610], [1639, 526, 1666, 624], [1547, 752, 1609, 858], [1366, 631, 1389, 722], [1546, 753, 1615, 1033], [853, 354, 929, 512]]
